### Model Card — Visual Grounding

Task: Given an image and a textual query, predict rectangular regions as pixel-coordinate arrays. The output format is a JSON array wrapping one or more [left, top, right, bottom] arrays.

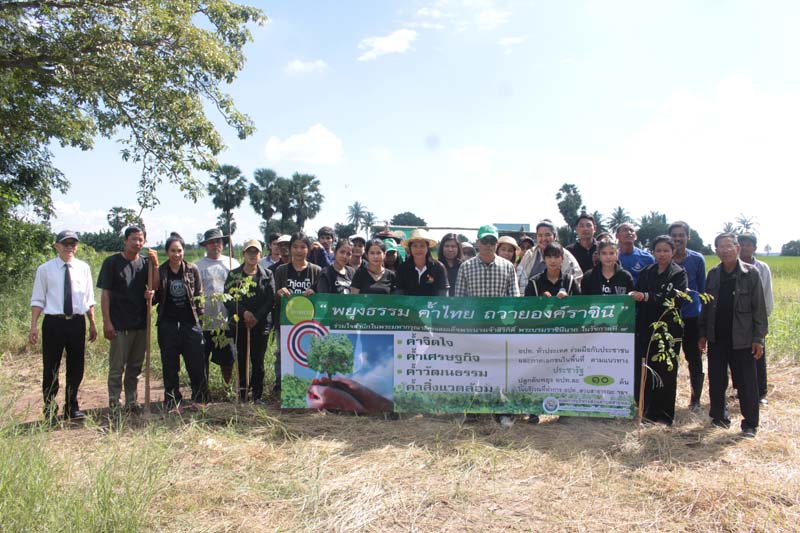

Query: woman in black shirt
[[580, 241, 634, 295], [525, 243, 580, 297], [396, 229, 449, 296], [351, 239, 398, 295], [155, 232, 207, 412], [318, 239, 355, 294], [438, 233, 463, 296]]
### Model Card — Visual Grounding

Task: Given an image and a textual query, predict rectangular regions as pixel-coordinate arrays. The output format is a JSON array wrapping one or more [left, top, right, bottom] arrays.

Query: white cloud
[[264, 123, 343, 165], [285, 59, 328, 74], [411, 1, 510, 32], [450, 145, 492, 168], [474, 7, 510, 30], [358, 29, 418, 61], [498, 36, 526, 47], [53, 201, 109, 233]]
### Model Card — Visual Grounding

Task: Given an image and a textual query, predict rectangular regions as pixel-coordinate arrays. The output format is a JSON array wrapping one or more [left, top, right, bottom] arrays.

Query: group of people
[[30, 216, 772, 437]]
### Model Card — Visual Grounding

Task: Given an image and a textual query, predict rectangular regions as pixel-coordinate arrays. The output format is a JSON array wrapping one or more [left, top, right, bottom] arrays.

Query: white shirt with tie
[[30, 257, 96, 315]]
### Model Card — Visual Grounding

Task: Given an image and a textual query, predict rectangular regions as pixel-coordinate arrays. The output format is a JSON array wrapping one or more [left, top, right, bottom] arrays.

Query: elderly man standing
[[30, 230, 98, 423], [699, 233, 767, 438], [97, 226, 159, 415], [196, 228, 240, 386]]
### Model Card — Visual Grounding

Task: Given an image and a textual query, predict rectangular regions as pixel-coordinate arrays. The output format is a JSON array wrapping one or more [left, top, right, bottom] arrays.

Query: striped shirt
[[454, 255, 520, 298]]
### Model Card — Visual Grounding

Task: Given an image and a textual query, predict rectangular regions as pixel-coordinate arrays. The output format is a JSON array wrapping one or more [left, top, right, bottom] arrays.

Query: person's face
[[739, 239, 756, 260], [367, 245, 385, 267], [410, 240, 428, 260], [497, 243, 516, 262], [576, 219, 595, 240], [599, 246, 618, 268], [269, 239, 280, 256], [384, 251, 397, 267], [291, 241, 309, 262], [536, 228, 555, 250], [442, 240, 459, 260], [334, 244, 352, 266], [544, 254, 563, 271], [716, 237, 740, 264], [653, 242, 674, 266], [352, 242, 364, 257], [124, 231, 145, 255], [55, 239, 78, 262], [278, 242, 290, 258], [520, 240, 534, 252], [669, 227, 689, 252], [478, 236, 498, 258], [243, 247, 260, 266], [167, 241, 184, 264], [463, 247, 476, 258], [616, 225, 636, 245], [204, 238, 223, 259], [318, 234, 334, 250]]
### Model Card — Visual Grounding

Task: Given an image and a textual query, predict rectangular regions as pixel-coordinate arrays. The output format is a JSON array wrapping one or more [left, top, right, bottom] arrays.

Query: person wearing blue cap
[[30, 230, 98, 423]]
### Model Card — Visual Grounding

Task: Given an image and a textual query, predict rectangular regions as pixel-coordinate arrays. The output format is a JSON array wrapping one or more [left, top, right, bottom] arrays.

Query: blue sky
[[51, 1, 800, 251]]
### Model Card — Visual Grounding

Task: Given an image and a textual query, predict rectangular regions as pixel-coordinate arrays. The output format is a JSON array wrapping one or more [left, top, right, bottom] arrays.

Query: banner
[[280, 294, 635, 418]]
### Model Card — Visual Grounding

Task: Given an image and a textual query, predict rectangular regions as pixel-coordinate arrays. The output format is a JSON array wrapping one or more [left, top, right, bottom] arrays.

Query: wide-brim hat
[[496, 235, 520, 253], [199, 228, 230, 246], [401, 228, 437, 248]]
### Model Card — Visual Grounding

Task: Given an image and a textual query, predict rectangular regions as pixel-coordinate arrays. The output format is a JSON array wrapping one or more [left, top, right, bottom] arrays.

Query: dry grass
[[1, 352, 798, 532]]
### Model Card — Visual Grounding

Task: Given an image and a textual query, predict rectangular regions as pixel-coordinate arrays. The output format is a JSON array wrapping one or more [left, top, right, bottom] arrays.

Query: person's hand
[[88, 322, 97, 342], [629, 291, 646, 302], [542, 291, 552, 298], [277, 287, 292, 298], [303, 288, 315, 296], [103, 322, 116, 340], [752, 342, 764, 360], [147, 248, 159, 266], [29, 327, 38, 345], [307, 376, 393, 413], [310, 241, 322, 251], [698, 337, 707, 354], [556, 289, 568, 299], [144, 289, 154, 302], [243, 310, 257, 328]]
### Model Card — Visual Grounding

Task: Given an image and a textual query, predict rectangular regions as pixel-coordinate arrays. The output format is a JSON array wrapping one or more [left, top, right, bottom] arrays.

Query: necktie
[[63, 263, 73, 315]]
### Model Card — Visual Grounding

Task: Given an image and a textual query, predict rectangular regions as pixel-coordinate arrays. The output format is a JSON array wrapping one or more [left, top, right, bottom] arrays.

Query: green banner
[[281, 295, 636, 418]]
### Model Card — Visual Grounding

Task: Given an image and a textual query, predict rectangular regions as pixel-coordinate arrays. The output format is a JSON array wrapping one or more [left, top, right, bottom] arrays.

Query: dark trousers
[[234, 325, 268, 401], [157, 321, 208, 406], [681, 317, 704, 403], [202, 331, 234, 376], [709, 343, 759, 430], [42, 315, 85, 412], [643, 341, 681, 424], [757, 343, 768, 398]]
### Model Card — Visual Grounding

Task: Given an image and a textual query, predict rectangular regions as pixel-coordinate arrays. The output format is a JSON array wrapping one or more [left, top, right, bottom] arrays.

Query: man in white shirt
[[196, 228, 240, 385], [30, 230, 97, 423]]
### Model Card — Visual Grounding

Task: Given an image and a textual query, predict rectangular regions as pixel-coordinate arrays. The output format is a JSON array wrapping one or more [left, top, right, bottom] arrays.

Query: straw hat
[[496, 235, 520, 253], [401, 228, 437, 248]]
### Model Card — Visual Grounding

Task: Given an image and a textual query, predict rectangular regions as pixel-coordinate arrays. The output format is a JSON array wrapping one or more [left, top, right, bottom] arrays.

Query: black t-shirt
[[567, 241, 597, 273], [352, 267, 398, 295], [525, 272, 580, 297], [318, 265, 354, 294], [580, 266, 634, 296], [286, 264, 314, 294], [715, 269, 736, 347], [160, 267, 195, 322], [443, 260, 461, 296], [97, 253, 151, 330], [395, 259, 449, 296]]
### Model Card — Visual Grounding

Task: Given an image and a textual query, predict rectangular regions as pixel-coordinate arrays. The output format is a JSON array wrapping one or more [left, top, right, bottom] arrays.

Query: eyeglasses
[[60, 241, 78, 248], [479, 237, 498, 245]]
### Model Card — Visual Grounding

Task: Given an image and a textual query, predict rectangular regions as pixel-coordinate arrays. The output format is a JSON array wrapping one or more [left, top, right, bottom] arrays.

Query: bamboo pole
[[144, 257, 154, 415]]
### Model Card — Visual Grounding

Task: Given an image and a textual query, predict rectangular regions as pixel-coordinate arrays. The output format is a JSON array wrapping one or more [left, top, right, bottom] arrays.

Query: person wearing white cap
[[30, 230, 98, 423], [396, 229, 449, 296]]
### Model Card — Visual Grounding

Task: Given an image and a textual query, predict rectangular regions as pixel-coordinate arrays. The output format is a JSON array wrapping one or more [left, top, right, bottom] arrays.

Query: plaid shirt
[[454, 255, 520, 297]]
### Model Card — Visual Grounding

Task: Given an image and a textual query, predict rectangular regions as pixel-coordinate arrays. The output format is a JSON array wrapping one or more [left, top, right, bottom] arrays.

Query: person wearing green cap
[[454, 225, 519, 298]]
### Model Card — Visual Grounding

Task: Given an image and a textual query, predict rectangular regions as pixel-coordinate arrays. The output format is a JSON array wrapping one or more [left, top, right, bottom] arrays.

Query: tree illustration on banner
[[307, 334, 355, 379]]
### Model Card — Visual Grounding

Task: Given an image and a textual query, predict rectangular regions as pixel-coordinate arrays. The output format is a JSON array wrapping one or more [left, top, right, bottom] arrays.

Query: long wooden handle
[[245, 325, 251, 401], [144, 259, 154, 415], [637, 358, 647, 421]]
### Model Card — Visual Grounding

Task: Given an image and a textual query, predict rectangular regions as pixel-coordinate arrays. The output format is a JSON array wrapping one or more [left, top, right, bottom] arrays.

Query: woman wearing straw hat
[[438, 233, 464, 297], [397, 229, 449, 297], [496, 236, 520, 265]]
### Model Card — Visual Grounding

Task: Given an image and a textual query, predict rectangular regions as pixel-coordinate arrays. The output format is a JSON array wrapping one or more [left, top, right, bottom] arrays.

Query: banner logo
[[287, 320, 329, 367]]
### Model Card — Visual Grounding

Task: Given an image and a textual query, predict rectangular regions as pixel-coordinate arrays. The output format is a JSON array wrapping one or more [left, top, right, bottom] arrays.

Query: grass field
[[0, 253, 798, 531]]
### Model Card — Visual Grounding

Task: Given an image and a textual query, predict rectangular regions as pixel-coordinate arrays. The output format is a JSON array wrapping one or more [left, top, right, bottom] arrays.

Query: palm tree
[[289, 173, 324, 230], [722, 221, 736, 234], [362, 211, 377, 237], [608, 206, 633, 231], [347, 202, 366, 231], [735, 213, 758, 235], [208, 164, 247, 236]]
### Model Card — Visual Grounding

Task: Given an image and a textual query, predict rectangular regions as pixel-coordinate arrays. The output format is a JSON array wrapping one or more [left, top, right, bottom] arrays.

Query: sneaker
[[252, 398, 268, 407], [689, 401, 702, 413], [741, 427, 757, 438], [495, 415, 515, 428], [711, 418, 731, 429], [528, 414, 540, 425], [759, 397, 769, 406], [462, 413, 479, 424], [68, 409, 87, 420], [43, 404, 59, 426], [124, 403, 144, 415]]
